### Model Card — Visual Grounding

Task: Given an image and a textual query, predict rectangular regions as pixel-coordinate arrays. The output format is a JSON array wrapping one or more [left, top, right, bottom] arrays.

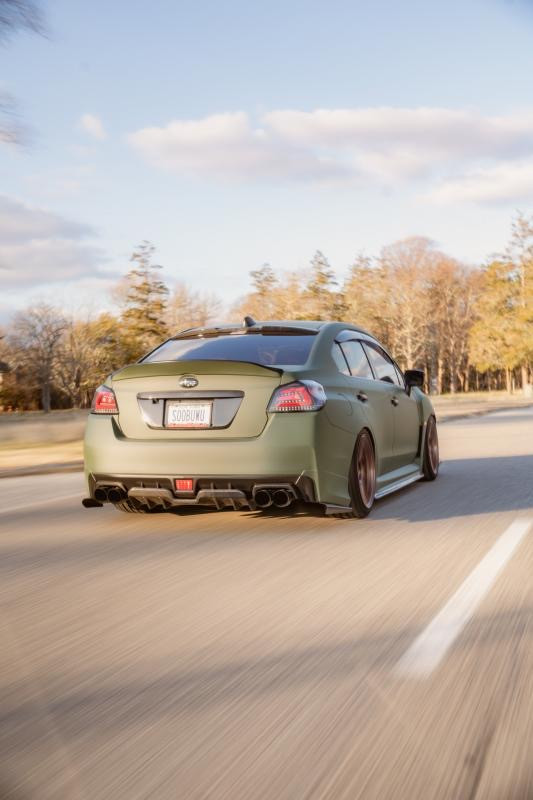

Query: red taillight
[[175, 479, 194, 492], [91, 384, 119, 414], [268, 380, 326, 412]]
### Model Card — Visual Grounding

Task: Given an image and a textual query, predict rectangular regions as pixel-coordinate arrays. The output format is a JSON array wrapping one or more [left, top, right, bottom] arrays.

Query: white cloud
[[263, 108, 533, 159], [0, 196, 107, 288], [128, 106, 533, 202], [79, 113, 107, 140], [427, 160, 533, 205], [128, 111, 353, 182]]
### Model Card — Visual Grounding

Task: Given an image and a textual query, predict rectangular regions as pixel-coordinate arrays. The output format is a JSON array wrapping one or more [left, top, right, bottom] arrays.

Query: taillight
[[91, 384, 119, 414], [268, 380, 326, 412]]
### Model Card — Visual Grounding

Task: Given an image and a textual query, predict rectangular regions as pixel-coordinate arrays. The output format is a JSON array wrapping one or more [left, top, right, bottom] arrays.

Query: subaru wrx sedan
[[83, 319, 439, 518]]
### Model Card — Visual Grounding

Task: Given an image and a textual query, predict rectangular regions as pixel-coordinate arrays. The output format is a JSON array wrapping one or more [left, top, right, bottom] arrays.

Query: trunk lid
[[111, 360, 283, 440]]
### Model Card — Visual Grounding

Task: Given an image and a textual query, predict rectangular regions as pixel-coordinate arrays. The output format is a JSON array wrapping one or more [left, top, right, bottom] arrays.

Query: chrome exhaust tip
[[107, 486, 125, 503], [94, 486, 108, 503], [253, 488, 273, 508], [272, 489, 292, 508]]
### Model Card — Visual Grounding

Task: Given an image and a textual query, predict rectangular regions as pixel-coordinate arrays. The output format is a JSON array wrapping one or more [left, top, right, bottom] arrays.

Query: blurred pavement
[[0, 408, 532, 798]]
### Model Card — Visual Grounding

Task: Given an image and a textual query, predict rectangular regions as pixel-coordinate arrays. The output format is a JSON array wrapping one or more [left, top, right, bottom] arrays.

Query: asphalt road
[[1, 408, 532, 800]]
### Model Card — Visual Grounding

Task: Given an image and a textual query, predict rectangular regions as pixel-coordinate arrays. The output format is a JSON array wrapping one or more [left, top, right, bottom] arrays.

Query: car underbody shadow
[[165, 499, 327, 520], [243, 500, 326, 520]]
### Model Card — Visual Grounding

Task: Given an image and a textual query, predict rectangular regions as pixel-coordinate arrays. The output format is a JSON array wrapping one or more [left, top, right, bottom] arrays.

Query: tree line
[[0, 242, 220, 411], [1, 215, 532, 411]]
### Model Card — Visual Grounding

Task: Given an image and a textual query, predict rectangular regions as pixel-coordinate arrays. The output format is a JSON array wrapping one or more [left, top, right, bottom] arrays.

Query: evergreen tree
[[250, 263, 277, 296], [120, 241, 169, 361], [247, 263, 278, 319], [305, 251, 338, 319]]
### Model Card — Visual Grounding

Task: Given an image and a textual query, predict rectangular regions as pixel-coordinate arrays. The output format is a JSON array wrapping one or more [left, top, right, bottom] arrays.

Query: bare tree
[[9, 303, 66, 412], [0, 0, 45, 142], [0, 0, 43, 39], [427, 256, 479, 393], [53, 318, 100, 408], [166, 282, 221, 332]]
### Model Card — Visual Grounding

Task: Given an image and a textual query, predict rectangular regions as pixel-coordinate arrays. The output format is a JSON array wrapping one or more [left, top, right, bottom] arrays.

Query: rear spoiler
[[112, 359, 284, 381], [171, 325, 319, 339]]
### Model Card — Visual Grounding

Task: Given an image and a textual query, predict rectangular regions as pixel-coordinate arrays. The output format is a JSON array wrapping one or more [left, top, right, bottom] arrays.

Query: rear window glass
[[143, 333, 316, 366]]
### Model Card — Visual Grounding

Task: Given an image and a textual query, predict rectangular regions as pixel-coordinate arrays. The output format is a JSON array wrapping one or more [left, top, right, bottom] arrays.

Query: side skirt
[[324, 470, 424, 514], [374, 470, 423, 499], [323, 503, 353, 516]]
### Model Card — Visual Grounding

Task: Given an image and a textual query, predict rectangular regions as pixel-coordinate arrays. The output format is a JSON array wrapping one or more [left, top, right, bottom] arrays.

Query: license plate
[[165, 401, 212, 428]]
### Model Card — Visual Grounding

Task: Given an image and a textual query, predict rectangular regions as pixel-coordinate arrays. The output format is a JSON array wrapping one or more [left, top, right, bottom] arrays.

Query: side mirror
[[404, 369, 425, 393]]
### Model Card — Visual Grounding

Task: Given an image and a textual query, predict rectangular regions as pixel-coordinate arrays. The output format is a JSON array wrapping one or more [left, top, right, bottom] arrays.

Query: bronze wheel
[[422, 416, 439, 481], [356, 431, 376, 508], [343, 429, 376, 518]]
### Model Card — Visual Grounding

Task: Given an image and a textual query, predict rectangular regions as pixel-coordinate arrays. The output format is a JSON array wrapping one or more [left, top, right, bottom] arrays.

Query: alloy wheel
[[356, 433, 376, 508], [427, 419, 439, 474]]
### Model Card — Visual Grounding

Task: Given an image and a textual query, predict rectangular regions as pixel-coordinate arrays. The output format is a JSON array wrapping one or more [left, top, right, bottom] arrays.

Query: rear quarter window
[[331, 343, 350, 375], [339, 340, 374, 379]]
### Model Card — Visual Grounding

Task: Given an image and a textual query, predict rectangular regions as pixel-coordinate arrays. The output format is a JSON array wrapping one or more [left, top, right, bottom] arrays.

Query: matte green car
[[83, 319, 439, 518]]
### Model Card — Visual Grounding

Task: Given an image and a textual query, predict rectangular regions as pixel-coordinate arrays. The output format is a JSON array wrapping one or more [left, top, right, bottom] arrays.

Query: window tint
[[363, 342, 401, 386], [394, 364, 405, 388], [339, 340, 374, 379], [143, 333, 316, 366], [331, 343, 350, 375]]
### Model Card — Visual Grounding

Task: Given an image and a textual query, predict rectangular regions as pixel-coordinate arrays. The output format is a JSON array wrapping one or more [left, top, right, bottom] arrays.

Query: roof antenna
[[243, 315, 257, 328]]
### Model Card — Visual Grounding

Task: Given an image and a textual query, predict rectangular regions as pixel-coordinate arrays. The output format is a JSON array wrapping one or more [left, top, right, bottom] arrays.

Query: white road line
[[0, 493, 81, 516], [396, 517, 533, 679]]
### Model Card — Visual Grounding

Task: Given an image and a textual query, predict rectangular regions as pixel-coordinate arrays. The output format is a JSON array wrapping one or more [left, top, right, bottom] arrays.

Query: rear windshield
[[143, 333, 316, 367]]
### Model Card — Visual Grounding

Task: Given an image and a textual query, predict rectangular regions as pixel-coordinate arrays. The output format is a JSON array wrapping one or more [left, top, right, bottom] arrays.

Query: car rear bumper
[[85, 413, 321, 494], [84, 412, 353, 507]]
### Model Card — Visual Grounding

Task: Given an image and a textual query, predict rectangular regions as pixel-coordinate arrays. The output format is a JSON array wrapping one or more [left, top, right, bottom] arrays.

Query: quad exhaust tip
[[88, 482, 296, 510]]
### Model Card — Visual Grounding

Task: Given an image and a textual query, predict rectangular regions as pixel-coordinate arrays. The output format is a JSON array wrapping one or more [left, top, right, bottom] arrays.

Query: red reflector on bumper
[[175, 479, 194, 492]]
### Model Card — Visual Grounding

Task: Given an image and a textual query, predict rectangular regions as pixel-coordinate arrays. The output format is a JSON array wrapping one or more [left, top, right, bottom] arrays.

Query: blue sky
[[2, 0, 533, 317]]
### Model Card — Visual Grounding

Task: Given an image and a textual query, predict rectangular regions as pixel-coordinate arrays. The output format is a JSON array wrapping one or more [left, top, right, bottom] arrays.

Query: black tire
[[422, 415, 439, 481], [336, 429, 376, 519], [113, 500, 154, 514]]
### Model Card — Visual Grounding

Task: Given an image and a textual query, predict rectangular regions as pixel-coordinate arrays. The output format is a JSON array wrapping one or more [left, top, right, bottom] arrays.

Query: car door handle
[[356, 392, 368, 403], [391, 396, 399, 407]]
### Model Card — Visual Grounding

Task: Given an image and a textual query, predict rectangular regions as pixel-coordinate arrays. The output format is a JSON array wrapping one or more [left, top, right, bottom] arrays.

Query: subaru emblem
[[179, 375, 198, 388]]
